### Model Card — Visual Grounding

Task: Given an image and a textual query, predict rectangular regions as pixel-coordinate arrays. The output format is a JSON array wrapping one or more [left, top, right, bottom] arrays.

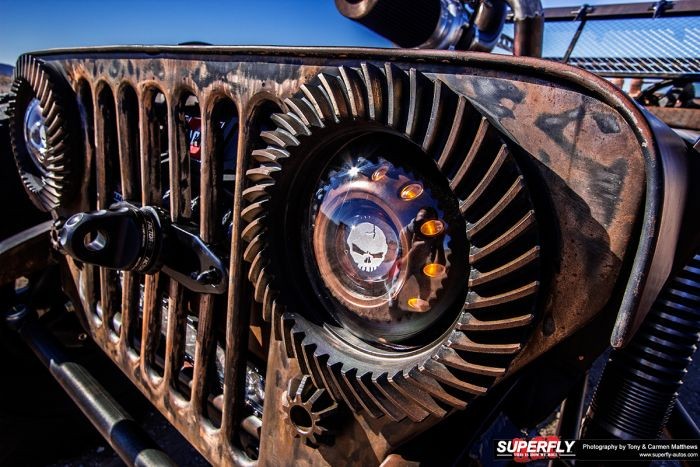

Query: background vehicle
[[0, 0, 699, 465]]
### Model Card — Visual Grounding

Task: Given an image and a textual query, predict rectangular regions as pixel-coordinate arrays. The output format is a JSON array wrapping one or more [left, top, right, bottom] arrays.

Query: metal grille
[[554, 16, 700, 76], [495, 6, 700, 77], [64, 62, 259, 466]]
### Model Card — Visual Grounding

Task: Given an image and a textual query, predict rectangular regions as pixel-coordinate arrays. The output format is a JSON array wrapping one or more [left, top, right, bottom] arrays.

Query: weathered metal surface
[[15, 46, 684, 465]]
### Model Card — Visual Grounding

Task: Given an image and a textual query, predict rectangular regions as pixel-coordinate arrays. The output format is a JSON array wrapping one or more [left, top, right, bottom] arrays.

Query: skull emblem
[[346, 222, 388, 273]]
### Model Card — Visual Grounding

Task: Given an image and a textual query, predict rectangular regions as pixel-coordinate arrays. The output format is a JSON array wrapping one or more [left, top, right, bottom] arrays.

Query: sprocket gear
[[282, 375, 338, 446], [8, 54, 81, 211], [243, 63, 543, 422]]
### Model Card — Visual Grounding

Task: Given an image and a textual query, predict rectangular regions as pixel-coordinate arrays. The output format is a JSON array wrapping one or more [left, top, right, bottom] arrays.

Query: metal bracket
[[562, 4, 594, 63], [56, 203, 227, 294], [651, 0, 672, 18]]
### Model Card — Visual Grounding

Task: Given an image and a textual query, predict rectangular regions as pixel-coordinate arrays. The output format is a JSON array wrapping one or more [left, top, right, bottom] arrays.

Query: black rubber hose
[[583, 254, 700, 439]]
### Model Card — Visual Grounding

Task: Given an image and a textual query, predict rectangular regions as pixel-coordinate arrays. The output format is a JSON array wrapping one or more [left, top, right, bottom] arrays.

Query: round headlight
[[9, 54, 81, 211], [307, 136, 467, 344], [23, 98, 49, 174]]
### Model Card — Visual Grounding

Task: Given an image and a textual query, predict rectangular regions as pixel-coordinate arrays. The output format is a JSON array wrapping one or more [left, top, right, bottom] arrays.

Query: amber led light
[[407, 297, 430, 312], [423, 263, 446, 277], [420, 219, 444, 237], [400, 183, 423, 200], [372, 166, 389, 181]]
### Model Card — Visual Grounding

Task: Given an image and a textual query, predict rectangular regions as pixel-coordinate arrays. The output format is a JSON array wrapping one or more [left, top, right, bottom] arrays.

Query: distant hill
[[0, 63, 13, 77], [0, 64, 13, 95]]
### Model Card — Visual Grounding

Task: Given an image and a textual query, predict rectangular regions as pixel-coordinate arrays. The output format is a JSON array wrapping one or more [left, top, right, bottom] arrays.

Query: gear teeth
[[242, 62, 542, 423], [318, 73, 351, 121], [240, 198, 269, 223], [341, 368, 384, 418], [437, 95, 468, 173], [253, 267, 269, 303], [247, 163, 281, 183], [284, 97, 324, 128], [241, 217, 266, 245], [374, 373, 429, 422], [357, 372, 405, 422], [405, 68, 432, 140], [247, 250, 267, 284], [421, 360, 488, 396], [462, 144, 508, 209], [243, 233, 265, 263], [261, 284, 277, 322], [434, 347, 505, 377], [469, 210, 536, 263], [270, 112, 311, 137], [338, 66, 367, 119], [260, 128, 299, 147], [312, 352, 343, 402], [360, 63, 386, 122], [389, 371, 448, 418], [448, 330, 521, 355], [406, 368, 470, 409], [299, 340, 326, 390], [301, 84, 335, 124], [327, 361, 363, 413], [279, 314, 295, 356], [9, 54, 80, 211], [242, 183, 272, 203], [291, 330, 311, 374], [251, 147, 290, 163], [465, 281, 539, 309], [450, 117, 491, 192], [466, 176, 524, 237], [469, 246, 540, 287], [457, 313, 534, 332], [384, 63, 408, 130], [422, 79, 446, 155]]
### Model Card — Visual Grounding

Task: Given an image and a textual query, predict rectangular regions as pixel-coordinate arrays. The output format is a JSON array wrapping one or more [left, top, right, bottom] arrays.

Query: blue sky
[[0, 0, 643, 65]]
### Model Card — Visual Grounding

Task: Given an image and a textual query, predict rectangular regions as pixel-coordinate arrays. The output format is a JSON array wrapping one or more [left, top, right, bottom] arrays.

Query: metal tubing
[[584, 254, 700, 439], [507, 0, 544, 57], [9, 309, 176, 467]]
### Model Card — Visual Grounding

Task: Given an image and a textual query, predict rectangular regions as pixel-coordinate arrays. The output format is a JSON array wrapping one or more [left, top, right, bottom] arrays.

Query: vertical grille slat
[[139, 88, 167, 380], [163, 279, 187, 392], [191, 294, 216, 418], [76, 81, 101, 323], [189, 110, 218, 420], [116, 85, 141, 201], [199, 106, 218, 244], [94, 83, 121, 334], [115, 84, 142, 353], [140, 275, 163, 378], [163, 90, 196, 399], [221, 101, 251, 441]]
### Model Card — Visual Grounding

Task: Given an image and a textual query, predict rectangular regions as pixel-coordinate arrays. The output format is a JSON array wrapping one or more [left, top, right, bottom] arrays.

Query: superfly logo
[[495, 436, 576, 462]]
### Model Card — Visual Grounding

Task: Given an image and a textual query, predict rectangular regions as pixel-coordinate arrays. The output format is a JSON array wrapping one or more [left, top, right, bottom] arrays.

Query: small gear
[[282, 375, 338, 447]]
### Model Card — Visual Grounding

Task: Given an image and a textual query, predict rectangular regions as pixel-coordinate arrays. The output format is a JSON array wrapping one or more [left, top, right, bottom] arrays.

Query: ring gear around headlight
[[8, 55, 81, 211], [243, 63, 542, 422]]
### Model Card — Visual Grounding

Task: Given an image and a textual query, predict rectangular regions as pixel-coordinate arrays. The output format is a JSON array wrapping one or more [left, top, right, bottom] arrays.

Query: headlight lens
[[308, 139, 467, 344], [23, 98, 48, 174]]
